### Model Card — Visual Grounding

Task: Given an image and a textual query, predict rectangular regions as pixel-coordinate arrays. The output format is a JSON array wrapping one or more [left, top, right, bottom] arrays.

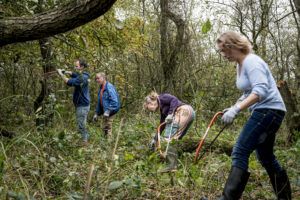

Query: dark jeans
[[232, 109, 285, 173]]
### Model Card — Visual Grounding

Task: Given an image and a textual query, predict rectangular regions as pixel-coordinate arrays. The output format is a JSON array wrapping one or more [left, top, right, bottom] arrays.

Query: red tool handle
[[194, 112, 223, 162], [156, 122, 166, 150]]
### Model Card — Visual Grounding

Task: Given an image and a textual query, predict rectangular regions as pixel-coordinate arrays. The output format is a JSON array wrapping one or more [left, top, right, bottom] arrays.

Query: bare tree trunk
[[0, 0, 116, 46], [160, 0, 185, 92]]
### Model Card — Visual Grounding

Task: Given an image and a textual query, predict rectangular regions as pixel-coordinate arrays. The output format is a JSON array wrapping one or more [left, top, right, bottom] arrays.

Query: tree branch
[[0, 0, 116, 46]]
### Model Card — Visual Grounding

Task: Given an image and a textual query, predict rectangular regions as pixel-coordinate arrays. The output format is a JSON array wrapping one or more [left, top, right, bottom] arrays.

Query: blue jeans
[[76, 106, 90, 141], [232, 109, 285, 173]]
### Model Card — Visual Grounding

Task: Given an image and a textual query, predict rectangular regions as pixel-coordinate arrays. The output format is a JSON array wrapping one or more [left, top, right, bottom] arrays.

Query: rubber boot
[[218, 166, 250, 200], [158, 146, 178, 173], [267, 169, 291, 200]]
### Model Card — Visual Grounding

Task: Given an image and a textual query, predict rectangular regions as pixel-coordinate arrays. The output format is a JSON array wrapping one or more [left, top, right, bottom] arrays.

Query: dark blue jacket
[[96, 82, 120, 116], [67, 71, 90, 107]]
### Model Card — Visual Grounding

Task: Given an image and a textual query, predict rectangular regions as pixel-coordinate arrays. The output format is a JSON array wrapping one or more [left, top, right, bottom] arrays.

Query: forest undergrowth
[[0, 112, 299, 200]]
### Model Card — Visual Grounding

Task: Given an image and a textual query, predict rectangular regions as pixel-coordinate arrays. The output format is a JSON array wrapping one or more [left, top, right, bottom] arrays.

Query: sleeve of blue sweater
[[244, 57, 269, 101]]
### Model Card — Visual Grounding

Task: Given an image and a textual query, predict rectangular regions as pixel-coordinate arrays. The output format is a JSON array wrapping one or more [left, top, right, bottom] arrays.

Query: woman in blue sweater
[[216, 31, 291, 200]]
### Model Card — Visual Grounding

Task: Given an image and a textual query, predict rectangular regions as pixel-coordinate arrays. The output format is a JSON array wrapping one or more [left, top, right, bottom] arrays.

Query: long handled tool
[[156, 121, 173, 158], [163, 118, 175, 158], [194, 112, 224, 162], [196, 124, 228, 161]]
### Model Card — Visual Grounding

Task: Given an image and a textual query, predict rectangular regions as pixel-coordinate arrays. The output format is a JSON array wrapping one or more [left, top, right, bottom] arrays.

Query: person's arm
[[160, 94, 180, 114], [235, 94, 247, 105], [66, 74, 83, 86], [62, 76, 69, 84], [168, 97, 180, 114], [106, 84, 119, 111], [159, 94, 179, 123], [247, 69, 269, 102], [159, 115, 167, 133], [236, 93, 259, 111], [64, 70, 73, 76], [237, 60, 269, 111], [57, 69, 69, 83], [222, 60, 268, 124], [160, 113, 166, 124]]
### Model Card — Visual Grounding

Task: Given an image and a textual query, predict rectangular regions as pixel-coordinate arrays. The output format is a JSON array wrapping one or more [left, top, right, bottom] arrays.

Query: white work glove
[[57, 69, 65, 76], [222, 107, 230, 113], [57, 69, 66, 76], [165, 114, 173, 123], [103, 110, 110, 117], [221, 105, 241, 124], [64, 70, 72, 75], [93, 114, 98, 122]]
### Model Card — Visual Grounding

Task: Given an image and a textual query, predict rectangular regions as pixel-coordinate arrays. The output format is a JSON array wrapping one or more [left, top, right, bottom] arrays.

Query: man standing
[[57, 58, 90, 145], [93, 73, 120, 137]]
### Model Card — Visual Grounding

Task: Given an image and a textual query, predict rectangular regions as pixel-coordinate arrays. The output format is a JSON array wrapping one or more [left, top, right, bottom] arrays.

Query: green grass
[[0, 114, 299, 199]]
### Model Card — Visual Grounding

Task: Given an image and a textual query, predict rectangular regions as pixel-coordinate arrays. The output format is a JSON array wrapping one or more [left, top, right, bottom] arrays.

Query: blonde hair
[[143, 91, 159, 110], [216, 31, 252, 54]]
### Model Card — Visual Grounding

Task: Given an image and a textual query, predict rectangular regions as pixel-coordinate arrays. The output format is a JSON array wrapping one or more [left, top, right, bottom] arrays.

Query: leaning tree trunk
[[278, 80, 300, 143], [0, 0, 116, 46], [160, 0, 185, 93]]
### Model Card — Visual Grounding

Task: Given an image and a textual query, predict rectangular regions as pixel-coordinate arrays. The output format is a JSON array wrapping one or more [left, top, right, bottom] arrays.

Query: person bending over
[[144, 92, 195, 173]]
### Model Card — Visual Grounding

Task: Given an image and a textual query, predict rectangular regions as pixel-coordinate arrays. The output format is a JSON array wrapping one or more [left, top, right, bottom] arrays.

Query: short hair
[[77, 58, 88, 68], [96, 72, 106, 80], [216, 31, 252, 54]]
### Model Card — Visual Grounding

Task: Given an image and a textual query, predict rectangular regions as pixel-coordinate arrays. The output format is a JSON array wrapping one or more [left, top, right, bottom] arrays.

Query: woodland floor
[[0, 113, 299, 199]]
